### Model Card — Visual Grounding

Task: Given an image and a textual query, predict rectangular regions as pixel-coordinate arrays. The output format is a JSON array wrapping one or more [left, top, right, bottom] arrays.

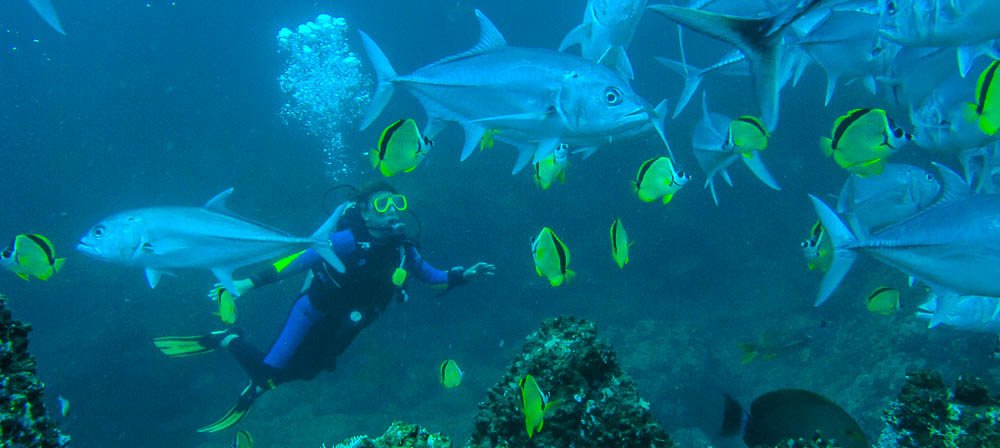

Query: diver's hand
[[207, 279, 254, 300], [462, 262, 496, 281]]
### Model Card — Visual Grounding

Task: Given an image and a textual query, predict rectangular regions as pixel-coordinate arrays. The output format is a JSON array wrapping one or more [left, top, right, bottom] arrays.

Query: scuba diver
[[152, 181, 495, 432]]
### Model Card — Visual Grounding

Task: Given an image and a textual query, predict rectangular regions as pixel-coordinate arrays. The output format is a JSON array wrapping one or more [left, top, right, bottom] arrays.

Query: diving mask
[[372, 194, 408, 213]]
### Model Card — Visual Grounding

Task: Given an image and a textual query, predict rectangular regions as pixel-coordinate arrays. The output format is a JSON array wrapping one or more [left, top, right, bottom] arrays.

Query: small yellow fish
[[634, 156, 691, 204], [610, 218, 632, 269], [480, 128, 501, 151], [965, 59, 1000, 136], [520, 374, 556, 439], [533, 144, 569, 190], [1, 233, 66, 281], [370, 118, 431, 177], [531, 227, 574, 287], [215, 287, 237, 325], [727, 115, 769, 155], [439, 359, 463, 389], [821, 108, 911, 177], [801, 221, 832, 272], [866, 286, 900, 316]]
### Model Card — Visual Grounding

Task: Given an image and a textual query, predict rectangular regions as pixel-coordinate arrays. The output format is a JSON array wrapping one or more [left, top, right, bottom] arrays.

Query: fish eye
[[926, 174, 935, 182], [885, 1, 896, 14], [604, 87, 623, 105], [1, 249, 10, 258], [92, 225, 105, 238], [892, 128, 904, 138]]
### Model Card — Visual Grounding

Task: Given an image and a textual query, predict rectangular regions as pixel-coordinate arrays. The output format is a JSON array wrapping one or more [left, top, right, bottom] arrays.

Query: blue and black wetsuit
[[225, 223, 466, 385]]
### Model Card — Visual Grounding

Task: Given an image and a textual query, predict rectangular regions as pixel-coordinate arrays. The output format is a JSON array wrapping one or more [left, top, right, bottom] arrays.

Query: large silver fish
[[795, 7, 882, 105], [358, 9, 670, 173], [811, 163, 1000, 306], [836, 163, 941, 235], [559, 0, 647, 80], [648, 0, 832, 130], [916, 291, 1000, 334], [878, 0, 1000, 49], [76, 189, 344, 295]]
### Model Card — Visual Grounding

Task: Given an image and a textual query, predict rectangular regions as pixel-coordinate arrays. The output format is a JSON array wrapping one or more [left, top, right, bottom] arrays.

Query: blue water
[[2, 1, 997, 447]]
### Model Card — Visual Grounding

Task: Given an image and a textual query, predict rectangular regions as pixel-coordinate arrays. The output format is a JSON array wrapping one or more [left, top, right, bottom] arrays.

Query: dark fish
[[722, 389, 868, 448]]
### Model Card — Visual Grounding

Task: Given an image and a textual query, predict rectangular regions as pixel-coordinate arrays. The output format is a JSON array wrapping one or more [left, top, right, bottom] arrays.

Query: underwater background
[[2, 1, 998, 447]]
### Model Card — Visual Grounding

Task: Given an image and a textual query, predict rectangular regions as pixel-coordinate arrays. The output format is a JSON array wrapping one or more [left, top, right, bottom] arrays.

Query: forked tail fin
[[809, 195, 859, 306]]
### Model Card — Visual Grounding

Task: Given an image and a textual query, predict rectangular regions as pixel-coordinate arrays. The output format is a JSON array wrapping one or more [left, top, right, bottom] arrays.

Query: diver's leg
[[197, 295, 328, 433], [261, 294, 328, 374]]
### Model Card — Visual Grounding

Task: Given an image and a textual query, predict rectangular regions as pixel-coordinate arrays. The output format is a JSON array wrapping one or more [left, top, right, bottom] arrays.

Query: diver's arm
[[406, 247, 494, 288], [249, 230, 357, 288]]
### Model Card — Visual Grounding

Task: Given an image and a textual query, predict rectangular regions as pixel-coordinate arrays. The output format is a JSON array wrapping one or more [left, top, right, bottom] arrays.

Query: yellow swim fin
[[197, 382, 266, 433], [153, 329, 233, 358]]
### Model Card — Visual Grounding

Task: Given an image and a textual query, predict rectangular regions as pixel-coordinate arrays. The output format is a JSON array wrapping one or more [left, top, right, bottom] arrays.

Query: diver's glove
[[207, 279, 255, 301]]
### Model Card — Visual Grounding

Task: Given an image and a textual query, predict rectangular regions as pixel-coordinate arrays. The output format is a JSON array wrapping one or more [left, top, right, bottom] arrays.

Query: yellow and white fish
[[866, 286, 900, 316], [1, 233, 66, 281], [533, 144, 569, 190], [965, 59, 1000, 136], [214, 287, 237, 325], [531, 227, 574, 287], [801, 221, 832, 272], [520, 374, 557, 439], [634, 156, 691, 204], [439, 359, 463, 389], [727, 115, 769, 155], [821, 108, 911, 177], [610, 218, 632, 269], [370, 118, 432, 177]]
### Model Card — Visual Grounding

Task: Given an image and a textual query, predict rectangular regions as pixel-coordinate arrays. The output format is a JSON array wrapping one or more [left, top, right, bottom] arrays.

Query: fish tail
[[53, 257, 66, 273], [311, 204, 347, 273], [720, 394, 746, 437], [357, 30, 398, 131], [809, 195, 858, 307], [650, 99, 673, 160], [654, 56, 703, 119], [820, 137, 834, 157], [28, 0, 67, 35], [740, 153, 781, 191]]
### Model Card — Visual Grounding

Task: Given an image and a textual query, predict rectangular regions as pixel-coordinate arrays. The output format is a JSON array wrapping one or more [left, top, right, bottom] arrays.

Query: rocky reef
[[467, 316, 673, 448], [325, 421, 451, 448], [0, 294, 69, 447], [878, 369, 1000, 448]]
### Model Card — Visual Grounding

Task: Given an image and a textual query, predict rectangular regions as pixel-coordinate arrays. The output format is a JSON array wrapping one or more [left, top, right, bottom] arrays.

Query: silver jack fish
[[76, 189, 344, 295], [648, 0, 832, 130], [810, 163, 1000, 306], [916, 291, 1000, 334], [559, 0, 647, 80], [358, 9, 671, 173]]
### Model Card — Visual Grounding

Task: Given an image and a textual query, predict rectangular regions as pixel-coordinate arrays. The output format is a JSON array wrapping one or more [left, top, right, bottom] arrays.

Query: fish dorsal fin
[[471, 10, 507, 52], [205, 188, 235, 212], [429, 10, 507, 66], [932, 162, 971, 204]]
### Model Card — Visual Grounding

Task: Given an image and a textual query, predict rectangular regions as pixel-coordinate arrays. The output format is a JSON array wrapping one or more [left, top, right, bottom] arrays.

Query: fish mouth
[[914, 303, 936, 316], [624, 107, 648, 120], [76, 241, 98, 256]]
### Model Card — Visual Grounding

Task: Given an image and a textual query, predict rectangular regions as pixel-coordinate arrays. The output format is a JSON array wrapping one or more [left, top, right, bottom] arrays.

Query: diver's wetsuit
[[225, 224, 465, 385]]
